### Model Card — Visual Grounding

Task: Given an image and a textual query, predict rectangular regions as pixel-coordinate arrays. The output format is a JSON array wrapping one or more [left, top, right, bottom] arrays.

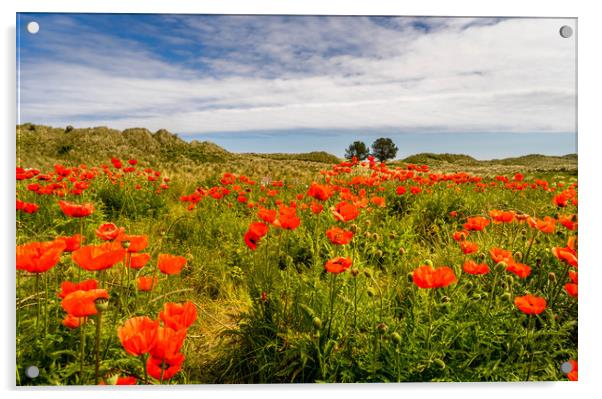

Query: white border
[[3, 1, 601, 399]]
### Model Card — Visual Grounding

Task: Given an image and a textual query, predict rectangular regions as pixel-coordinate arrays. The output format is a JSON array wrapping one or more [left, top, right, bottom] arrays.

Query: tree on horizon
[[344, 141, 370, 161], [371, 137, 398, 162]]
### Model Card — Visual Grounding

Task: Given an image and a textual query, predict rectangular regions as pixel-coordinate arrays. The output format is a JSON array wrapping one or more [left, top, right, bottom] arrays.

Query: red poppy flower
[[72, 242, 126, 271], [489, 247, 514, 264], [58, 279, 98, 298], [370, 196, 386, 207], [16, 199, 39, 214], [16, 240, 66, 273], [463, 216, 490, 231], [324, 256, 353, 274], [452, 230, 469, 242], [506, 262, 531, 278], [325, 227, 353, 245], [62, 314, 84, 329], [159, 301, 198, 331], [118, 316, 160, 356], [489, 209, 515, 224], [56, 234, 83, 252], [410, 186, 422, 195], [61, 289, 109, 317], [459, 241, 478, 255], [307, 183, 333, 201], [58, 200, 94, 218], [552, 246, 578, 268], [258, 208, 277, 224], [565, 282, 578, 298], [273, 205, 301, 230], [157, 254, 187, 275], [514, 294, 546, 315], [150, 326, 187, 360], [146, 352, 185, 381], [128, 253, 151, 269], [332, 201, 359, 222], [396, 186, 406, 195], [412, 265, 457, 289], [137, 276, 159, 291], [531, 216, 556, 234], [117, 234, 149, 253], [310, 201, 324, 215], [95, 223, 125, 241], [558, 214, 577, 231], [463, 260, 490, 275], [244, 222, 269, 250]]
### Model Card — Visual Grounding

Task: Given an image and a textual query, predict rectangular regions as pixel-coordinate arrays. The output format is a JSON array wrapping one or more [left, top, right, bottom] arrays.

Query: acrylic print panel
[[15, 13, 577, 385]]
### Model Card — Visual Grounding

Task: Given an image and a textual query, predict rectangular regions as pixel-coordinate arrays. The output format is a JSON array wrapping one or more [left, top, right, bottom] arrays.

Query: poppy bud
[[514, 251, 523, 261], [365, 220, 372, 227], [505, 275, 514, 285], [121, 240, 131, 249], [535, 258, 542, 267], [94, 297, 109, 312], [376, 322, 388, 334], [391, 332, 402, 345], [407, 272, 413, 283], [350, 268, 360, 278], [441, 296, 451, 303], [424, 259, 433, 267], [364, 232, 372, 239], [477, 253, 486, 261], [399, 247, 406, 256], [105, 373, 119, 385], [374, 249, 383, 258], [364, 269, 373, 279], [367, 287, 376, 297], [433, 359, 446, 370], [495, 261, 507, 272], [312, 317, 322, 330], [389, 232, 397, 240], [350, 224, 359, 234], [372, 233, 380, 242], [548, 272, 557, 282], [501, 292, 512, 301], [465, 281, 474, 289]]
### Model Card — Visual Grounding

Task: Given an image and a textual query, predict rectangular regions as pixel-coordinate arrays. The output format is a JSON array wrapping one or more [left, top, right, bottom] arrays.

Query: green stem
[[326, 273, 337, 338], [94, 311, 103, 384], [525, 317, 535, 381], [80, 319, 87, 383]]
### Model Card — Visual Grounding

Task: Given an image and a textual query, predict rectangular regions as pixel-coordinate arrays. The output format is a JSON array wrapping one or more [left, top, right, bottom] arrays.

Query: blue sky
[[17, 14, 576, 159]]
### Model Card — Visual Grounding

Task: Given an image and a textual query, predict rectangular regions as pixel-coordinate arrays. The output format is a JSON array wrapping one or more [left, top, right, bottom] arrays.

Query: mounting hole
[[559, 25, 573, 38], [25, 365, 39, 378], [27, 21, 40, 34], [560, 361, 573, 374]]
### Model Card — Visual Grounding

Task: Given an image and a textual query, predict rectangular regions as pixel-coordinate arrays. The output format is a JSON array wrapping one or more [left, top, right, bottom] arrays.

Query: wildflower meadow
[[16, 139, 578, 384]]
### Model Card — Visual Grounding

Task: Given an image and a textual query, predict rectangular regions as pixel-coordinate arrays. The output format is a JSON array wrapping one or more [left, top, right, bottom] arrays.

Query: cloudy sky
[[17, 14, 576, 159]]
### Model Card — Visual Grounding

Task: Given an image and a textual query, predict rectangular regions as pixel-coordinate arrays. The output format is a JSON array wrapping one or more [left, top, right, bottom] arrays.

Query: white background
[[2, 1, 601, 398]]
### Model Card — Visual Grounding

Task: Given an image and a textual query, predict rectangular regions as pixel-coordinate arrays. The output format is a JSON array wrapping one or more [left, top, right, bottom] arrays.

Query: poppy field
[[16, 152, 578, 384]]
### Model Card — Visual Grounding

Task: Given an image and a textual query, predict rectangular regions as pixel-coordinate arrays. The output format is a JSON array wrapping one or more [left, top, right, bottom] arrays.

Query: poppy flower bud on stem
[[424, 259, 433, 267], [391, 332, 402, 345], [367, 287, 376, 297], [548, 272, 557, 282], [364, 269, 373, 279], [495, 261, 508, 273], [350, 224, 359, 234], [372, 233, 380, 242], [407, 272, 413, 283], [121, 240, 131, 249], [312, 317, 322, 330], [399, 247, 406, 256], [501, 292, 512, 301], [514, 251, 523, 261], [350, 268, 359, 278], [364, 232, 372, 239], [376, 322, 388, 334]]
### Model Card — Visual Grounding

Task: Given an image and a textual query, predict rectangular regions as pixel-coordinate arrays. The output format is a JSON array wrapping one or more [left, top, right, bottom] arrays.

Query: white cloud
[[18, 16, 576, 135]]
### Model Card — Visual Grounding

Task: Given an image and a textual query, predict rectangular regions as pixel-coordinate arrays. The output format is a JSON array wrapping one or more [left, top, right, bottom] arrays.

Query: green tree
[[344, 141, 370, 161], [371, 137, 398, 162]]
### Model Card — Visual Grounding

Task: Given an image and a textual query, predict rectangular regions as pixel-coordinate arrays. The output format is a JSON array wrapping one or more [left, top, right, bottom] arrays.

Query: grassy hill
[[16, 124, 576, 176]]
